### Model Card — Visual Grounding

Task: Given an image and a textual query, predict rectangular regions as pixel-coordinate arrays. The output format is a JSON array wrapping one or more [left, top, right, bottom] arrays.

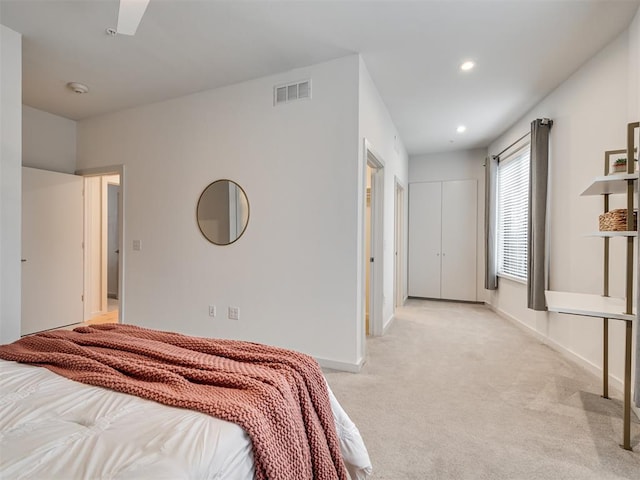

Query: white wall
[[486, 30, 634, 394], [409, 148, 486, 301], [410, 149, 485, 184], [22, 106, 76, 174], [357, 58, 410, 347], [629, 8, 640, 124], [0, 25, 22, 344], [77, 55, 367, 369]]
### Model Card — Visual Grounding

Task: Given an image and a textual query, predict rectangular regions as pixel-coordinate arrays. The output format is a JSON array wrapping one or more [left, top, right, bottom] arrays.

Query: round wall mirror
[[196, 180, 250, 245]]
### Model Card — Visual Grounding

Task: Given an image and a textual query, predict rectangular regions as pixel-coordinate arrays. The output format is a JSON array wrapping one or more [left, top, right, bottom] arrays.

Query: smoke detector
[[66, 82, 89, 94]]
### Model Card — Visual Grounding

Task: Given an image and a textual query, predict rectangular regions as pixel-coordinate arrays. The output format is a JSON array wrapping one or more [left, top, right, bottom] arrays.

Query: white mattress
[[0, 360, 372, 479]]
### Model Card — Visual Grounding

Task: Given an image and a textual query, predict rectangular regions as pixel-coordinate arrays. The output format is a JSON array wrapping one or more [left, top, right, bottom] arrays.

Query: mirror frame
[[196, 179, 250, 246]]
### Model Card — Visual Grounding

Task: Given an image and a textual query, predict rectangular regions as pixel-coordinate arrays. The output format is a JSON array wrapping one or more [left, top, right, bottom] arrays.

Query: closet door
[[441, 179, 477, 301], [408, 182, 441, 298]]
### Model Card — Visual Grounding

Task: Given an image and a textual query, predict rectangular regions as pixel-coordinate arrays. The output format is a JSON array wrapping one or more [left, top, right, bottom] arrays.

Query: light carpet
[[324, 299, 640, 479]]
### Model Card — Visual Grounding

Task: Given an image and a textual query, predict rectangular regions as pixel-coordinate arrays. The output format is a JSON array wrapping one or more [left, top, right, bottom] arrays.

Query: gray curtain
[[484, 155, 498, 290], [527, 118, 553, 310]]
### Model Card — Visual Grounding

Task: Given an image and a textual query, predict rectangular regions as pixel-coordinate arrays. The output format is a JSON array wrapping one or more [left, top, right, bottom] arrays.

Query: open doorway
[[78, 166, 124, 326], [362, 140, 384, 338]]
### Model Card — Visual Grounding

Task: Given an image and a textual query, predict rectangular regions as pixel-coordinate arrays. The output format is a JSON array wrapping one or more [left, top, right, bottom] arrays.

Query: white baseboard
[[316, 356, 363, 373], [383, 314, 395, 334], [486, 304, 630, 398]]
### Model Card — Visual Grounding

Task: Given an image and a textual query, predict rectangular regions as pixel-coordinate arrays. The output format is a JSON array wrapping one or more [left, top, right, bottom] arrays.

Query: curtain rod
[[495, 131, 530, 159]]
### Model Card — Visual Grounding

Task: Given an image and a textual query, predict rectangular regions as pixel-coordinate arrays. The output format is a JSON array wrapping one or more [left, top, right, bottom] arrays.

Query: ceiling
[[1, 0, 638, 155]]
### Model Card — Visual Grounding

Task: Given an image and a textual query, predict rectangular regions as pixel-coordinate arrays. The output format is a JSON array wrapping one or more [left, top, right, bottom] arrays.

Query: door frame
[[106, 179, 120, 300], [76, 164, 125, 323], [361, 139, 384, 339], [394, 177, 405, 309]]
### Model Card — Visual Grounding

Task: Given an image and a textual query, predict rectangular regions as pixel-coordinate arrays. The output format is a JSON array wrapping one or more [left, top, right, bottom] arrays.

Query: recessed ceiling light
[[460, 61, 475, 71], [456, 125, 467, 133]]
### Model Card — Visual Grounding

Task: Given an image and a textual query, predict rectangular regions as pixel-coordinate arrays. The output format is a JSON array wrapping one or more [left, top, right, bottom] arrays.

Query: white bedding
[[0, 360, 372, 479]]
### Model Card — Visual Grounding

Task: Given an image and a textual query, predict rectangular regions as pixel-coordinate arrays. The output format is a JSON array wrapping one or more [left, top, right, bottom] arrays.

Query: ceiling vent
[[274, 79, 311, 106]]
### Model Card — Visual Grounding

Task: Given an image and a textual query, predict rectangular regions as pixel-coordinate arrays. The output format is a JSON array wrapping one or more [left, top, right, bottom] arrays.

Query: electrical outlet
[[209, 305, 216, 317], [228, 306, 239, 320]]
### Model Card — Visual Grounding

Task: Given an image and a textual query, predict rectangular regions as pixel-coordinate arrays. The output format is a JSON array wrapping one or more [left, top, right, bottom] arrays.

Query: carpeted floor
[[324, 299, 640, 479]]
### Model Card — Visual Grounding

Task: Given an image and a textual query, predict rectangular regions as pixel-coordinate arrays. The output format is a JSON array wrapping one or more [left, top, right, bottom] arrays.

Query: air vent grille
[[274, 79, 311, 105]]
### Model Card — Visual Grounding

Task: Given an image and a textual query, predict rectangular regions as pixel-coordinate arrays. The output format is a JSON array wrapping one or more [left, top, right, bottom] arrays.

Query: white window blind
[[497, 147, 530, 281]]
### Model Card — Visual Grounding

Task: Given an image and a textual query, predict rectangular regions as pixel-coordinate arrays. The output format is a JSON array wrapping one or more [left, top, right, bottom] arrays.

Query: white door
[[408, 182, 442, 298], [22, 167, 84, 335], [441, 179, 477, 301]]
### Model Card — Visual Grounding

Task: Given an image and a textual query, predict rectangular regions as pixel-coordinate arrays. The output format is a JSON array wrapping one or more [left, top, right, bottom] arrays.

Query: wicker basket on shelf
[[598, 209, 637, 231]]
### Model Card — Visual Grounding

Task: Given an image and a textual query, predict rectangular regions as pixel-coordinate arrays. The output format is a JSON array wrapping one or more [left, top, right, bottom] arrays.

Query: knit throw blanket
[[0, 324, 348, 480]]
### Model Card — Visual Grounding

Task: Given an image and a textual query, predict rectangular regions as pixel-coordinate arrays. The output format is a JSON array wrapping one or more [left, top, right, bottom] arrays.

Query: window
[[497, 147, 530, 281]]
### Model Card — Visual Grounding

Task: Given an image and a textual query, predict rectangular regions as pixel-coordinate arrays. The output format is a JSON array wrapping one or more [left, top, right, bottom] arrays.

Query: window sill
[[498, 273, 527, 286]]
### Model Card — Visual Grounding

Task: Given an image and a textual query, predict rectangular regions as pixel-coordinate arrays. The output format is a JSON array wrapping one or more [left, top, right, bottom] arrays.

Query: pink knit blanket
[[0, 324, 348, 480]]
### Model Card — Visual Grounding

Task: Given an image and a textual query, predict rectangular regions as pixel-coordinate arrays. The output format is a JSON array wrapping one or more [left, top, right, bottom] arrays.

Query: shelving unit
[[583, 231, 637, 238], [545, 121, 639, 451], [580, 172, 638, 196], [545, 291, 634, 322]]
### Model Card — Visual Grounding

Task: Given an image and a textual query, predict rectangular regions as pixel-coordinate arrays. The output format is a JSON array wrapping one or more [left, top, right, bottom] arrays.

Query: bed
[[0, 324, 372, 479]]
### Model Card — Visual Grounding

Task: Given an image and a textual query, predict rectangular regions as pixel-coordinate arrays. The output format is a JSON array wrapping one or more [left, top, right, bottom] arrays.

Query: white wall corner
[[22, 106, 77, 174], [0, 25, 23, 344], [383, 314, 395, 335], [317, 356, 364, 374], [76, 55, 361, 367]]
